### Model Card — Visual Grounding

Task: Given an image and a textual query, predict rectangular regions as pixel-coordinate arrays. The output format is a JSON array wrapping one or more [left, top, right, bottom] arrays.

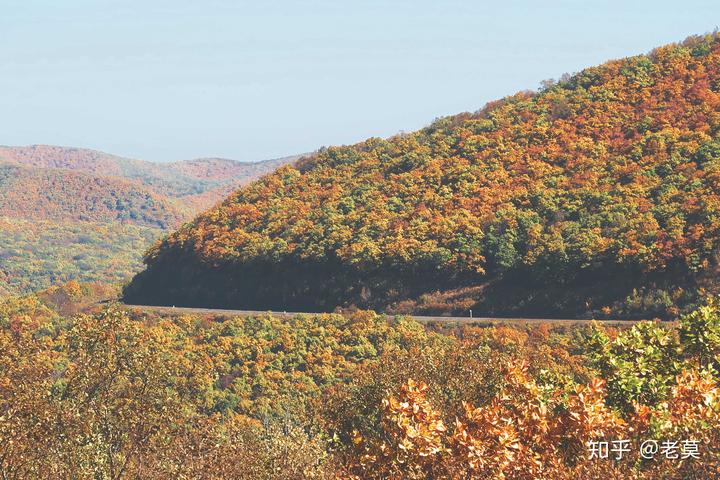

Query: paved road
[[123, 304, 655, 327]]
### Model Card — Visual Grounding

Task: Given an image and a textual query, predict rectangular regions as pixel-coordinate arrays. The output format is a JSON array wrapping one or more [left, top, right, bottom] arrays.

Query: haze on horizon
[[1, 0, 718, 162]]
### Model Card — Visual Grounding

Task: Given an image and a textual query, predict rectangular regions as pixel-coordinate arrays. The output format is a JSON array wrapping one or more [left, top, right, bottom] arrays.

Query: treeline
[[126, 33, 720, 319], [3, 284, 720, 477]]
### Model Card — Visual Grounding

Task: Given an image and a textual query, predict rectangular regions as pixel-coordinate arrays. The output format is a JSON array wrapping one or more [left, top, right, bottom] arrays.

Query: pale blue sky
[[1, 0, 718, 162]]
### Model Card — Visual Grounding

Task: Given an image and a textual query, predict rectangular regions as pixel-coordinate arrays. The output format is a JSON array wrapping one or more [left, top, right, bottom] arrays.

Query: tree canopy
[[127, 33, 720, 318]]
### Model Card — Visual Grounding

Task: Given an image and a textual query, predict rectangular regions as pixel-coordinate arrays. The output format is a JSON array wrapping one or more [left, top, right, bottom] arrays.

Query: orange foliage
[[127, 33, 720, 318], [346, 363, 720, 479]]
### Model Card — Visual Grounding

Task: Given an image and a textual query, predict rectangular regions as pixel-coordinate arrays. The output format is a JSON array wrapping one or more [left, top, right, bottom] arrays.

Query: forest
[[0, 146, 298, 295], [125, 33, 720, 319], [0, 163, 187, 228], [2, 282, 720, 478], [0, 218, 160, 296]]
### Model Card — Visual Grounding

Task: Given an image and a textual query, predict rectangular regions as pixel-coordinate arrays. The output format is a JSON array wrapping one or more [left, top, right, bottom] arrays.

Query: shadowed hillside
[[126, 33, 720, 319]]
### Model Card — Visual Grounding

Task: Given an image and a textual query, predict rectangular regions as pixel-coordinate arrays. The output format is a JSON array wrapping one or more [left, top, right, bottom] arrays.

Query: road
[[122, 304, 654, 327]]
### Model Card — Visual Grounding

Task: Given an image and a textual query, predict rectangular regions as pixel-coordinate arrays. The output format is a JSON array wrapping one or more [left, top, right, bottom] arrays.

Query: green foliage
[[189, 311, 434, 418], [584, 322, 683, 409], [0, 217, 161, 294], [680, 296, 720, 368], [0, 147, 300, 298]]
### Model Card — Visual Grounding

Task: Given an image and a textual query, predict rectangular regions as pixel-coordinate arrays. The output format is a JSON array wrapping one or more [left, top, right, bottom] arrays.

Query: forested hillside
[[175, 155, 304, 210], [0, 146, 300, 295], [0, 163, 186, 227], [126, 33, 720, 319], [0, 272, 13, 298]]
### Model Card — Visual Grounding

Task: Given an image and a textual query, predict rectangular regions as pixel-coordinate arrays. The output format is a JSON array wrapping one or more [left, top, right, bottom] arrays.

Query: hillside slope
[[172, 155, 304, 210], [0, 271, 14, 298], [125, 33, 720, 318], [0, 147, 301, 295], [0, 163, 186, 228], [166, 155, 300, 182]]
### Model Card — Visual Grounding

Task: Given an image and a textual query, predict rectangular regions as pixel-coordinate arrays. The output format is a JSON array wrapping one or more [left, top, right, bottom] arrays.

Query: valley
[[0, 145, 303, 295]]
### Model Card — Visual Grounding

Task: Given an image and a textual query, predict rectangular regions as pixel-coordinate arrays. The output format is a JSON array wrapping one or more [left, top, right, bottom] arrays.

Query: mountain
[[0, 162, 186, 228], [0, 145, 129, 175], [166, 156, 298, 182], [0, 145, 303, 204], [125, 33, 720, 319], [0, 146, 301, 295]]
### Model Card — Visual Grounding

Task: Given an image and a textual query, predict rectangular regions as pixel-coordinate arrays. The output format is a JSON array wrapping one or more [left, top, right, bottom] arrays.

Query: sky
[[1, 1, 719, 162]]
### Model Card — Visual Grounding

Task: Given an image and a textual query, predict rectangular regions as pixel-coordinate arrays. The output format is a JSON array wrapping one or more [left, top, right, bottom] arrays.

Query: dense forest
[[0, 146, 299, 295], [0, 163, 187, 228], [126, 33, 720, 319], [0, 218, 161, 295], [3, 282, 720, 478]]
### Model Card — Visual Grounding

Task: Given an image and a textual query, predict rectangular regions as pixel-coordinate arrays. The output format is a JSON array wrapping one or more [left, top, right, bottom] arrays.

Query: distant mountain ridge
[[167, 156, 297, 181], [0, 145, 303, 205]]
